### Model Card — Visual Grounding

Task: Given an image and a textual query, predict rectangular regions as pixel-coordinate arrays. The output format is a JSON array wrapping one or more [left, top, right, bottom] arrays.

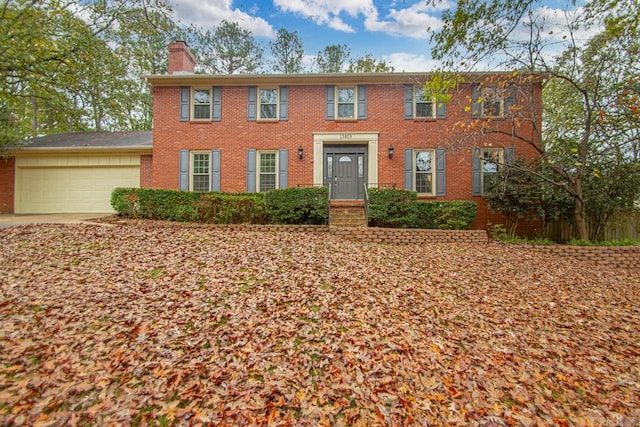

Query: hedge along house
[[148, 42, 542, 229], [0, 132, 152, 214]]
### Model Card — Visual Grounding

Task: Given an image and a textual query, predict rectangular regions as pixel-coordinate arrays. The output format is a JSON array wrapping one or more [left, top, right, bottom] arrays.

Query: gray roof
[[25, 131, 152, 149]]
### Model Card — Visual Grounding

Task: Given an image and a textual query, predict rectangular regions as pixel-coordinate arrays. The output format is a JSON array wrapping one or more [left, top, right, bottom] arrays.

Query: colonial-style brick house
[[0, 41, 542, 230], [148, 42, 541, 228]]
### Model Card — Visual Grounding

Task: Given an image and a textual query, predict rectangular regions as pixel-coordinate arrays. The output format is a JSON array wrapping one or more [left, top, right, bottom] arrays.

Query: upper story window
[[404, 84, 445, 120], [336, 87, 356, 119], [415, 88, 436, 119], [259, 88, 278, 120], [192, 89, 211, 120], [415, 150, 435, 195], [191, 152, 211, 191], [480, 86, 504, 118]]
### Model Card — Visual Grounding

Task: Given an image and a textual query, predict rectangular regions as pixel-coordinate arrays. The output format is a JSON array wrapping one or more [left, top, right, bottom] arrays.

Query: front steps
[[329, 201, 367, 227]]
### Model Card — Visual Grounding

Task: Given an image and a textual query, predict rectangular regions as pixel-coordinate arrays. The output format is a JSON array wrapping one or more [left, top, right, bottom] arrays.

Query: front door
[[324, 146, 367, 199]]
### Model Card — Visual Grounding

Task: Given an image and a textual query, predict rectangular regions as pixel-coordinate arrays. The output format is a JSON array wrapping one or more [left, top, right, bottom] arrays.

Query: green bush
[[367, 188, 418, 228], [196, 193, 267, 224], [111, 187, 328, 225], [264, 187, 329, 225], [417, 201, 477, 230], [367, 188, 477, 229]]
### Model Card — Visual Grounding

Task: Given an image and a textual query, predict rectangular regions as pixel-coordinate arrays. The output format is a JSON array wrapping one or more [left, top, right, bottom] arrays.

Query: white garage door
[[15, 155, 140, 214]]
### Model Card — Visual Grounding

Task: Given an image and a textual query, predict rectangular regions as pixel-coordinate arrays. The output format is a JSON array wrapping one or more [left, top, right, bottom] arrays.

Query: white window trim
[[335, 86, 357, 120], [481, 148, 503, 194], [257, 150, 279, 192], [480, 86, 505, 118], [414, 149, 436, 195], [190, 151, 211, 192], [414, 88, 436, 119], [258, 87, 279, 121], [191, 88, 211, 121]]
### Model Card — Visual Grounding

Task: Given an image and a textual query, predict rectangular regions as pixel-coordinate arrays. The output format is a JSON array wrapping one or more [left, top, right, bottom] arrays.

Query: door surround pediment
[[313, 132, 379, 187]]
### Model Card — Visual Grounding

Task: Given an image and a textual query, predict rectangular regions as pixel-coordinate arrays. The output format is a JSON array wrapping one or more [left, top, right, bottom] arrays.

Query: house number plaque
[[339, 133, 353, 139]]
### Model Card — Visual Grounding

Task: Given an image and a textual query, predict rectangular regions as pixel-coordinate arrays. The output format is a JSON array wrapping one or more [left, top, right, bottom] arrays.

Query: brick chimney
[[168, 41, 196, 75]]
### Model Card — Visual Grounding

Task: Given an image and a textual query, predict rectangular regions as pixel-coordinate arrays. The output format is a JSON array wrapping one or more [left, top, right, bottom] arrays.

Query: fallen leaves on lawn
[[0, 223, 638, 425]]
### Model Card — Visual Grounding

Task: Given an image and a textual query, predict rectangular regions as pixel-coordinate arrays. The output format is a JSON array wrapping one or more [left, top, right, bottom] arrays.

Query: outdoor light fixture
[[388, 145, 394, 159], [298, 145, 304, 160]]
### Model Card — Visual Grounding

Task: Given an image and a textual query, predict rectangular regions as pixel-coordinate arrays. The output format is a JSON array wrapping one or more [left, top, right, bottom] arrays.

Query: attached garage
[[15, 155, 141, 213], [3, 132, 152, 214]]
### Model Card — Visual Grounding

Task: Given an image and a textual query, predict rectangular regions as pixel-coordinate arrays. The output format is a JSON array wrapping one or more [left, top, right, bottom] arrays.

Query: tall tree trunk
[[573, 179, 589, 241]]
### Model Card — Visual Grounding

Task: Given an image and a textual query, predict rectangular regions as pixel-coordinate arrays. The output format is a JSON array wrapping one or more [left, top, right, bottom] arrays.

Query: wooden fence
[[544, 211, 640, 242]]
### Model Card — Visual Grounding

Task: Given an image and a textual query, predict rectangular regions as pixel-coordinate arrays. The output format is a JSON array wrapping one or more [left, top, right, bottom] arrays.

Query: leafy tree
[[269, 29, 304, 73], [208, 20, 263, 74], [315, 44, 350, 73], [0, 0, 181, 147], [484, 159, 574, 238], [428, 0, 640, 241], [347, 53, 395, 73]]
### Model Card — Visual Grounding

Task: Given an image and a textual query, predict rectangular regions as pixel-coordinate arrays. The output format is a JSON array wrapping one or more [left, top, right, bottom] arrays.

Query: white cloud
[[384, 52, 439, 72], [171, 0, 275, 38], [273, 0, 374, 32], [364, 1, 448, 39]]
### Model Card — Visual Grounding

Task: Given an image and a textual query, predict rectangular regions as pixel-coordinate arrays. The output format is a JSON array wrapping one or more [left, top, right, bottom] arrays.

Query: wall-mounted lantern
[[388, 145, 394, 159], [298, 145, 304, 160]]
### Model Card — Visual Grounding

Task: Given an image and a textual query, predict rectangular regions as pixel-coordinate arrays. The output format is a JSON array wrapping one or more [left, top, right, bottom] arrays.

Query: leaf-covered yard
[[1, 223, 638, 426]]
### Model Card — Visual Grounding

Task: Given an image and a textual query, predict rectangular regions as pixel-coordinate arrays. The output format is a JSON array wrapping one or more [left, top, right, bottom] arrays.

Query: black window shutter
[[246, 149, 257, 192], [212, 87, 221, 121], [180, 87, 190, 121], [404, 148, 414, 190], [404, 85, 413, 119], [247, 86, 257, 121], [471, 84, 481, 118], [471, 147, 482, 196], [325, 86, 335, 120], [279, 86, 288, 121], [278, 149, 288, 188], [179, 150, 189, 190], [436, 148, 446, 196], [357, 85, 367, 120], [211, 149, 221, 192]]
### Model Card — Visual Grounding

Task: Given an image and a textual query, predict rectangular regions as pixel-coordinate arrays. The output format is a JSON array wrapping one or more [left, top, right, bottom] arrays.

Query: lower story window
[[258, 151, 277, 192], [481, 148, 503, 194], [415, 150, 435, 195], [192, 152, 210, 192]]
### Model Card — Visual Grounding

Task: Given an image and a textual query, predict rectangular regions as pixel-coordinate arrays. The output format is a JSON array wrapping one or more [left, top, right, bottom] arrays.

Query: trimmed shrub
[[416, 201, 477, 230], [366, 188, 477, 229], [196, 193, 267, 224], [367, 188, 418, 228], [264, 187, 329, 225]]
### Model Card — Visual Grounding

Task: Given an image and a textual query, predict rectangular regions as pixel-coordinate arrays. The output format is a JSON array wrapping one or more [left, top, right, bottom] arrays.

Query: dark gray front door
[[324, 145, 367, 199], [334, 154, 357, 199]]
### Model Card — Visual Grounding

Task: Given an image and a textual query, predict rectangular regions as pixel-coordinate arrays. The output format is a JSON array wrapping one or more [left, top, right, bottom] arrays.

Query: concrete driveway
[[0, 213, 111, 228]]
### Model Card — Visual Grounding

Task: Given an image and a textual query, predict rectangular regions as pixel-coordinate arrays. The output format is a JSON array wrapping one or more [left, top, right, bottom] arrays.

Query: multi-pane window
[[415, 150, 435, 194], [336, 87, 356, 119], [259, 88, 278, 119], [481, 148, 503, 194], [258, 151, 277, 192], [415, 88, 435, 119], [193, 89, 211, 120], [192, 152, 210, 192], [480, 86, 503, 118]]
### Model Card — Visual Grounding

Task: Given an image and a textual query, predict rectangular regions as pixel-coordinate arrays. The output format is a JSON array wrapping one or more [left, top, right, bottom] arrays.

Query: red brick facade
[[0, 157, 15, 213], [149, 80, 541, 230], [140, 154, 153, 188]]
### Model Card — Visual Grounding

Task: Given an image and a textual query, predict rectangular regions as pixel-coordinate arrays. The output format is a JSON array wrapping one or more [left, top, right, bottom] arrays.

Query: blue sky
[[169, 0, 594, 72]]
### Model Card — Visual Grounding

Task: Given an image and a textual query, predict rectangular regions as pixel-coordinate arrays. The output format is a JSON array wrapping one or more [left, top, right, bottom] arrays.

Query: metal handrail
[[327, 183, 332, 225], [363, 182, 370, 226]]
